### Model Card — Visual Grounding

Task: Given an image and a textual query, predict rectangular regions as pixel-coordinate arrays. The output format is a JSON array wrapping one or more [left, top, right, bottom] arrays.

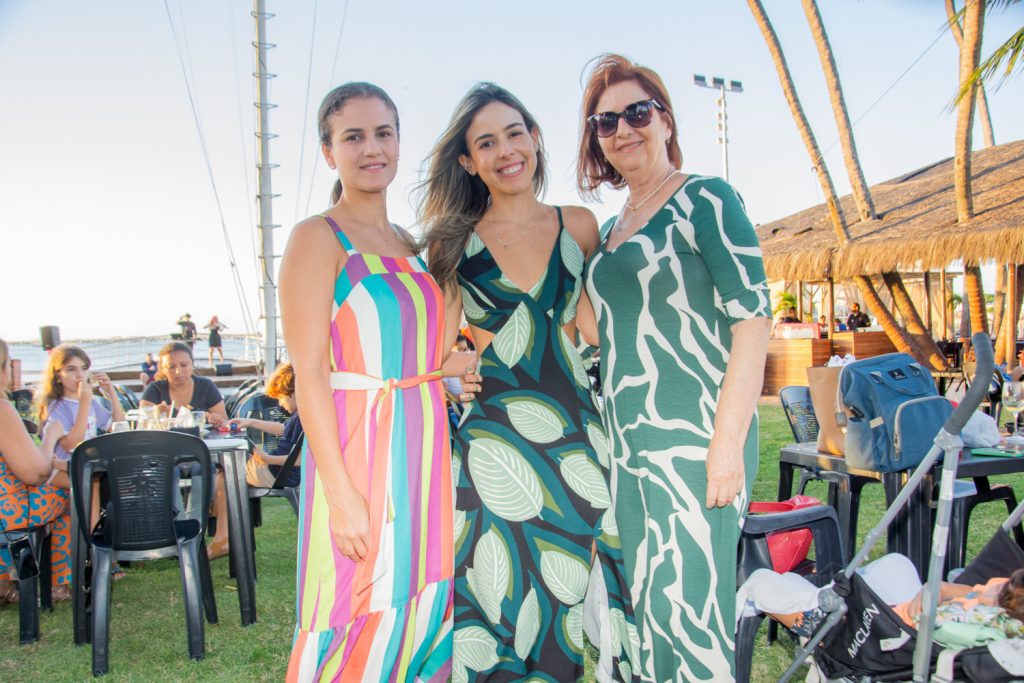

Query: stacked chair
[[71, 431, 218, 676], [0, 525, 53, 645]]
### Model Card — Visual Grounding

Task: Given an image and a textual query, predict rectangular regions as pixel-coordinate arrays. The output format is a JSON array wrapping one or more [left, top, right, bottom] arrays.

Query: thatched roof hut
[[756, 139, 1024, 281]]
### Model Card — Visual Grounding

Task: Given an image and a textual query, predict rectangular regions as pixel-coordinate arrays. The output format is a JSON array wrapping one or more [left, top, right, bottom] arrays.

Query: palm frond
[[954, 25, 1024, 102]]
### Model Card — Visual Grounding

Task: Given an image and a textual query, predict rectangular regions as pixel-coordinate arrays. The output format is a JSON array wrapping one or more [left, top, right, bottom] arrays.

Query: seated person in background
[[139, 352, 158, 388], [142, 343, 230, 560], [0, 338, 71, 602], [779, 306, 800, 324], [818, 315, 829, 338], [834, 317, 847, 331], [140, 342, 226, 426], [847, 302, 871, 331], [1010, 347, 1024, 382], [737, 553, 1024, 639], [231, 362, 303, 489], [35, 344, 125, 470]]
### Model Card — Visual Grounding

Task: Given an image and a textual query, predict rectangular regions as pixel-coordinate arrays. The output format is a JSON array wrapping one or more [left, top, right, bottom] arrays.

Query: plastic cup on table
[[110, 421, 129, 433]]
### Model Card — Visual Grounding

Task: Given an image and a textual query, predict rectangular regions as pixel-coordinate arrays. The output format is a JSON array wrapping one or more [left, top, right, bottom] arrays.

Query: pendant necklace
[[615, 168, 680, 232]]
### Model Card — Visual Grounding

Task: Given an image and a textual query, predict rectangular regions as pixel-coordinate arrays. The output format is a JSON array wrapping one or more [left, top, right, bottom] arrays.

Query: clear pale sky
[[1, 0, 1021, 342]]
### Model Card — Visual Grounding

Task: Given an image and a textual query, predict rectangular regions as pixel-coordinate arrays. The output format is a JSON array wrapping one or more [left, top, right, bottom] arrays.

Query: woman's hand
[[458, 367, 482, 404], [705, 439, 744, 508], [229, 417, 253, 430], [92, 372, 116, 398], [206, 411, 226, 427], [327, 488, 371, 562]]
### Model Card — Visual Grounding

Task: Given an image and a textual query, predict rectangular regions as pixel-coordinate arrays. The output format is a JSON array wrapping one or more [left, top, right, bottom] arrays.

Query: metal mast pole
[[253, 0, 279, 373], [693, 75, 743, 182]]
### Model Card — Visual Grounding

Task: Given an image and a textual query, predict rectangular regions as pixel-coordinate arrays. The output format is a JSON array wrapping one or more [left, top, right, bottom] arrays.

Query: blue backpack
[[838, 353, 952, 472]]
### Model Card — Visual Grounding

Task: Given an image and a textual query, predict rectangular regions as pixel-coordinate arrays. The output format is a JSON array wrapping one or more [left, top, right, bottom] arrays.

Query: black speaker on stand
[[40, 326, 60, 352]]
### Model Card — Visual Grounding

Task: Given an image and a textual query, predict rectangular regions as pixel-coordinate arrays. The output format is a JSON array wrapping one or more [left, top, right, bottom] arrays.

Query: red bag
[[747, 495, 821, 573]]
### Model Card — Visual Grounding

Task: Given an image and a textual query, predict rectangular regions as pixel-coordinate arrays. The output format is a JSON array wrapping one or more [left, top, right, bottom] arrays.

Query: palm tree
[[746, 0, 925, 362], [957, 0, 1024, 100], [801, 0, 948, 370], [954, 0, 990, 340], [945, 0, 997, 147]]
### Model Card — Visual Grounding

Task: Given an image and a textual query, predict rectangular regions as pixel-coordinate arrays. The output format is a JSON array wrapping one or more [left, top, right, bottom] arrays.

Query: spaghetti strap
[[554, 205, 564, 231], [321, 214, 355, 252]]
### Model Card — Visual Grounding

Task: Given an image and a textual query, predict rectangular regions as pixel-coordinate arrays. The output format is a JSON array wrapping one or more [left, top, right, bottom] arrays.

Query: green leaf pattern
[[465, 232, 485, 258], [491, 301, 532, 367], [507, 398, 565, 443], [587, 421, 610, 468], [514, 587, 541, 660], [565, 603, 584, 652], [560, 453, 611, 509], [466, 528, 511, 624], [540, 550, 588, 605], [467, 437, 544, 521], [454, 625, 500, 673]]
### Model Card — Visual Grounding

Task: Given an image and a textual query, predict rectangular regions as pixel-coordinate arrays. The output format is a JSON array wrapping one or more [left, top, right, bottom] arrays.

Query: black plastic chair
[[779, 385, 879, 558], [0, 525, 53, 644], [248, 434, 303, 519], [234, 393, 287, 454], [71, 431, 218, 676], [735, 505, 846, 683], [225, 379, 263, 418]]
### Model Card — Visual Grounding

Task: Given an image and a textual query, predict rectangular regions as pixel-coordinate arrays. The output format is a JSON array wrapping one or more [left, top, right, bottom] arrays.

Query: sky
[[1, 0, 1022, 343]]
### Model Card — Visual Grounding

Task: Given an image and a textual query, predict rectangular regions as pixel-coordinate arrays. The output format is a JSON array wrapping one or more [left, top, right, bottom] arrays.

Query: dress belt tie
[[329, 370, 442, 406]]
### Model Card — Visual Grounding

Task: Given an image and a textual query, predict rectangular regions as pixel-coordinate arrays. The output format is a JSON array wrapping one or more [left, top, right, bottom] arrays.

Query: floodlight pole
[[693, 75, 743, 181]]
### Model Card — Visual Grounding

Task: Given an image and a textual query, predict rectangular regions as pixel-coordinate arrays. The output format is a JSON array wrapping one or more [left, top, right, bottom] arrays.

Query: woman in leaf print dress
[[421, 83, 636, 682]]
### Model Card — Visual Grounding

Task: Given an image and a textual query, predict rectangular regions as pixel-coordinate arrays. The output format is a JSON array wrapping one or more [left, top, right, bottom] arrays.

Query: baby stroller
[[779, 334, 1024, 682]]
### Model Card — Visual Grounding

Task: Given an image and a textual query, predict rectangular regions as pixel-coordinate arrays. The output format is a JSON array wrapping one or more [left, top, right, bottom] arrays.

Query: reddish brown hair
[[576, 53, 682, 199], [265, 361, 295, 400]]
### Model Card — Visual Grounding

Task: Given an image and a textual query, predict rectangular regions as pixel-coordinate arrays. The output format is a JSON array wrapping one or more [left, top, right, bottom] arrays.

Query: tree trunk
[[747, 0, 849, 244], [882, 272, 949, 369], [945, 0, 996, 147], [854, 275, 922, 357], [801, 0, 875, 222], [994, 264, 1008, 364], [748, 0, 933, 367], [964, 265, 989, 336], [955, 0, 986, 223]]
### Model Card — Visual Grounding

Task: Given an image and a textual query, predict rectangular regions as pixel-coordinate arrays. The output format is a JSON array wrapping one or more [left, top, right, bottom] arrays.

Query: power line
[[303, 0, 351, 218], [163, 0, 258, 338], [292, 0, 320, 226]]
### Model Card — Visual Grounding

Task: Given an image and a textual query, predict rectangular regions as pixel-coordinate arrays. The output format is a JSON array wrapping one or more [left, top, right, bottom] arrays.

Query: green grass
[[3, 403, 1022, 681]]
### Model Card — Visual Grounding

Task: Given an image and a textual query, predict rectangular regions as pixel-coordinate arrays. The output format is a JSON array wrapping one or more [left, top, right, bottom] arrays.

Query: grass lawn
[[3, 402, 1022, 681]]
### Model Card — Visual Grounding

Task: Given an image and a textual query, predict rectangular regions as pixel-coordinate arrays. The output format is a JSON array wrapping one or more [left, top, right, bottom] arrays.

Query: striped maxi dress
[[287, 216, 454, 682]]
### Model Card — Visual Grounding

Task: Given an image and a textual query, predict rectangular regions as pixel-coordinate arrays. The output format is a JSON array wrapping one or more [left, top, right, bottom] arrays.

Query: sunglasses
[[587, 99, 665, 138]]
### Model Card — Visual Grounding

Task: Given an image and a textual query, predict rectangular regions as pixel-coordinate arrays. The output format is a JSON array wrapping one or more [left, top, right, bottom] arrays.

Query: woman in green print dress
[[421, 83, 636, 682], [574, 55, 772, 682]]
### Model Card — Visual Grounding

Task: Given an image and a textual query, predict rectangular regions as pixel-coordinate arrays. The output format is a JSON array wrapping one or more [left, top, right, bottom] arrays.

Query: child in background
[[232, 362, 303, 489], [35, 344, 125, 478]]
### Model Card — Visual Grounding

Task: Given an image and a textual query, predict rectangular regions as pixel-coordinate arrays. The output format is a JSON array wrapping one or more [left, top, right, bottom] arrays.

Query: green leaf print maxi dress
[[585, 177, 771, 682], [452, 207, 638, 682]]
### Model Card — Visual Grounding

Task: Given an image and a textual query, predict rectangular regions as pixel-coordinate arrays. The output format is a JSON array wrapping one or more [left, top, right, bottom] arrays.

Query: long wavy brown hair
[[418, 82, 548, 292], [34, 344, 91, 425]]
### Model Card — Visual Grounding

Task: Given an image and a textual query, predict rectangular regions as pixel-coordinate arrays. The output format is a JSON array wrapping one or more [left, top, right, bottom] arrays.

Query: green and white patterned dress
[[585, 176, 771, 682], [453, 207, 637, 682]]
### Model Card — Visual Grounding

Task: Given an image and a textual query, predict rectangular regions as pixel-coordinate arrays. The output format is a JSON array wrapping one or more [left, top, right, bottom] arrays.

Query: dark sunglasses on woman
[[587, 99, 665, 138]]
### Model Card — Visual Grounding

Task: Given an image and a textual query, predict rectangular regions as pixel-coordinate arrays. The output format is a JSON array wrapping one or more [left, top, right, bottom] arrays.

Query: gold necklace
[[627, 168, 680, 212], [494, 224, 529, 249]]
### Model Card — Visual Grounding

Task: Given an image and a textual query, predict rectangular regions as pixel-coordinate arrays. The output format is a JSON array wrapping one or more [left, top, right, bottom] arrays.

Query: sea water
[[9, 335, 260, 382]]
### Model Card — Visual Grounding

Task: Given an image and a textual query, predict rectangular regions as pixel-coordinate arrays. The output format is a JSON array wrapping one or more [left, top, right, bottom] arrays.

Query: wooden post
[[827, 277, 835, 352], [923, 271, 933, 338], [941, 269, 949, 339], [1008, 264, 1019, 364], [797, 280, 804, 320]]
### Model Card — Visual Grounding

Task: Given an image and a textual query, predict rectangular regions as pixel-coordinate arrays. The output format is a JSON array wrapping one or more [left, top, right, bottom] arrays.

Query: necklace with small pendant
[[615, 169, 680, 232]]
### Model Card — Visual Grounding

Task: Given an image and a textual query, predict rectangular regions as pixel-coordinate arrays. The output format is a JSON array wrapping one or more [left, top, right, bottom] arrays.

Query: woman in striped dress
[[280, 82, 455, 682]]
